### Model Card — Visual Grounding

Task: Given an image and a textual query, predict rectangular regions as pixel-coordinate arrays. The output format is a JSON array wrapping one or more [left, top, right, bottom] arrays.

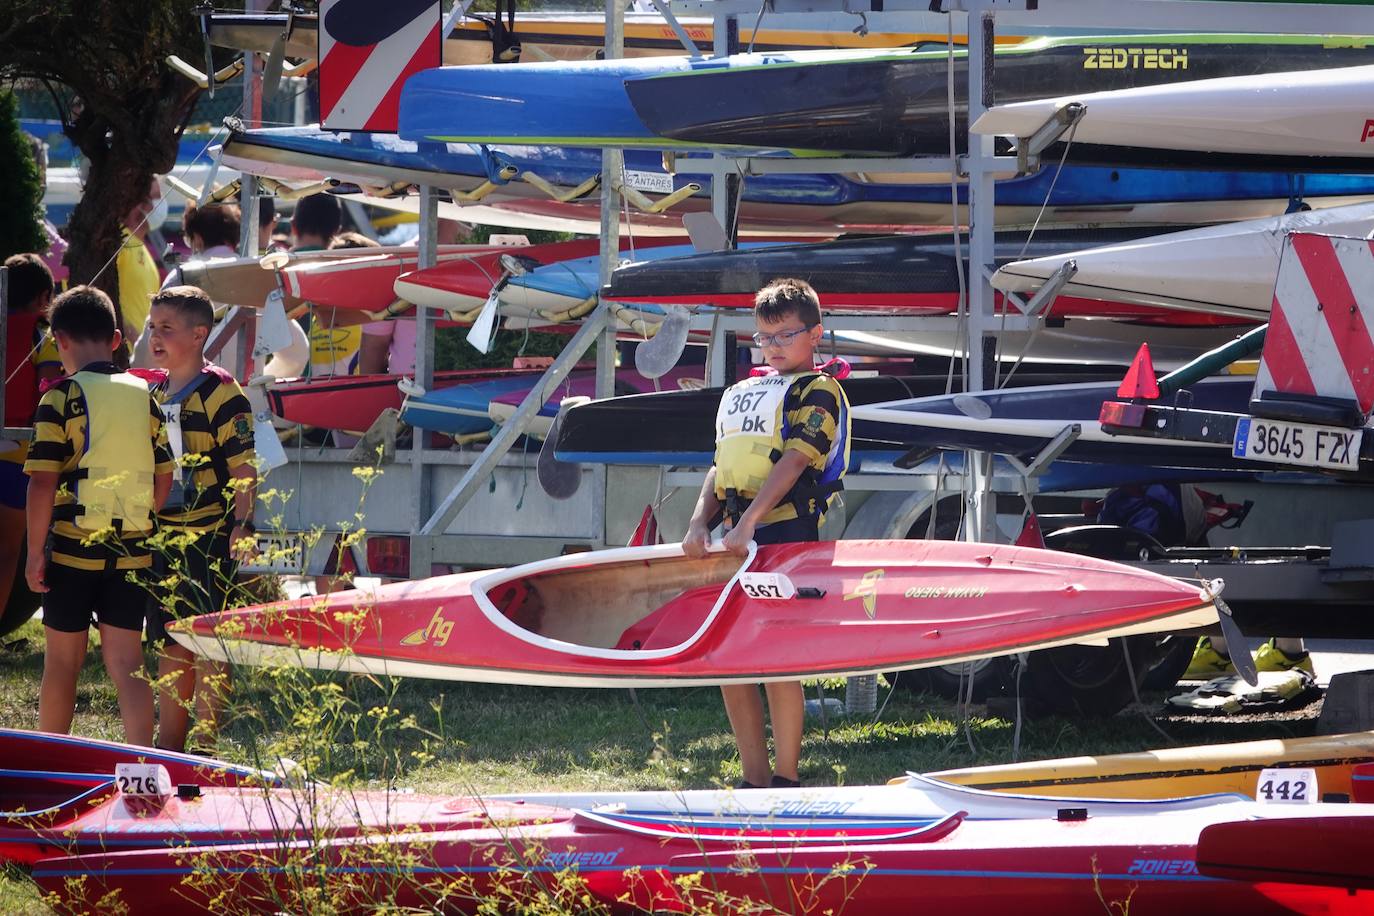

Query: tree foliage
[[0, 91, 45, 260], [0, 0, 216, 330]]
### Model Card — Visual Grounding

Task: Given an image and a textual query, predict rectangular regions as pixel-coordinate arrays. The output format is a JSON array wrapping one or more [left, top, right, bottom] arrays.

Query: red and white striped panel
[[1256, 231, 1374, 415], [319, 0, 441, 133]]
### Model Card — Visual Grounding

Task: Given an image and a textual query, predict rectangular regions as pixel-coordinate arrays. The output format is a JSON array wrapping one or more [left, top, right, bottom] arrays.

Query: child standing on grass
[[24, 286, 173, 746], [683, 278, 850, 789], [144, 285, 257, 753]]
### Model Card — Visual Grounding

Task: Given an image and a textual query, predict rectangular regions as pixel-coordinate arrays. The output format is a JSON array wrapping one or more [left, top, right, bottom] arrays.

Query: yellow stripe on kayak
[[911, 731, 1374, 799]]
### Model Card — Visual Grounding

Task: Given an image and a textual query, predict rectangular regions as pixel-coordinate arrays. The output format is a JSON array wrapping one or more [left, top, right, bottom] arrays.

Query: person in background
[[683, 279, 850, 790], [1, 254, 62, 616], [308, 232, 378, 380], [258, 198, 289, 254], [358, 218, 468, 377], [290, 193, 341, 252], [181, 202, 241, 260], [24, 286, 173, 746], [143, 285, 257, 753], [117, 179, 164, 344], [133, 203, 242, 369]]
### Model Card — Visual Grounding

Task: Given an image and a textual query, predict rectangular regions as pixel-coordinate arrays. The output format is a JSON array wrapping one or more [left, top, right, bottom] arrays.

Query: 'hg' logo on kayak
[[400, 608, 454, 648], [844, 570, 884, 619], [1127, 859, 1198, 876]]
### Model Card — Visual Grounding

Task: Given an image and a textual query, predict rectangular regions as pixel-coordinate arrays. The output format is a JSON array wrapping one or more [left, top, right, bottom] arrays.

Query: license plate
[[1232, 417, 1362, 471], [245, 533, 305, 574]]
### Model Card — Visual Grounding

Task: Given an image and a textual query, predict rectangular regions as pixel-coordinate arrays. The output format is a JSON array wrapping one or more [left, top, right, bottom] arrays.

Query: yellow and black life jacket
[[713, 371, 850, 523], [59, 370, 157, 534]]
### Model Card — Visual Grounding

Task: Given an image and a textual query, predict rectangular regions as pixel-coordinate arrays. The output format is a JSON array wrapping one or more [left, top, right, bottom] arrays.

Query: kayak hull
[[603, 227, 1252, 322], [993, 202, 1374, 320], [850, 377, 1258, 468], [974, 62, 1374, 165], [32, 782, 1374, 915], [266, 369, 544, 431], [932, 730, 1374, 800], [224, 124, 1374, 234], [170, 540, 1219, 687], [627, 35, 1374, 156]]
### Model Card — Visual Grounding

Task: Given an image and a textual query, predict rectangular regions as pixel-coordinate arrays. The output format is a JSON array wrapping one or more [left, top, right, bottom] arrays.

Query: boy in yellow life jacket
[[24, 286, 174, 747], [683, 278, 851, 789], [144, 285, 258, 753]]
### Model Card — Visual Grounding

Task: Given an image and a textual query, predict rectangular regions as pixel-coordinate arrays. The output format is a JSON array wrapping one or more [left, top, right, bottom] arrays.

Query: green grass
[[0, 618, 1314, 913]]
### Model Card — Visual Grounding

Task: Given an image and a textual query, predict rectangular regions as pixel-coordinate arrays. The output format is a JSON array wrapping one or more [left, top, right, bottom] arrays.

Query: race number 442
[[1256, 767, 1317, 804]]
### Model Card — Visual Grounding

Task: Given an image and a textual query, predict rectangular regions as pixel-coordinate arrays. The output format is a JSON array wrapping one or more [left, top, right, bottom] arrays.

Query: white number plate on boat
[[738, 572, 797, 600], [1231, 417, 1361, 471], [115, 763, 172, 798], [1255, 767, 1317, 805]]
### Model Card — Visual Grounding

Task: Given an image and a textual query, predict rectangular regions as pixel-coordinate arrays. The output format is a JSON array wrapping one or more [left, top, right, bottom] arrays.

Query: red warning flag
[[1116, 343, 1160, 400]]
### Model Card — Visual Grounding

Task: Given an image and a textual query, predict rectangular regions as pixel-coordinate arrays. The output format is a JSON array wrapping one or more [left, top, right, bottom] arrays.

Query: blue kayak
[[400, 375, 537, 436], [501, 242, 781, 314], [224, 124, 1374, 232]]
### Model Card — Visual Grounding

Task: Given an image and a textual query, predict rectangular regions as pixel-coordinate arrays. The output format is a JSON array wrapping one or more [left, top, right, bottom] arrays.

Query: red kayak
[[1197, 814, 1374, 891], [265, 367, 547, 431], [392, 236, 687, 312], [32, 781, 1374, 915], [170, 540, 1220, 687], [280, 244, 524, 313]]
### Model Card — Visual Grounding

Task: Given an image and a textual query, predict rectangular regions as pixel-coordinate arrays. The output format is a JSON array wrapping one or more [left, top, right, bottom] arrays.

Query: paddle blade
[[466, 291, 500, 354], [1216, 596, 1259, 687], [537, 399, 584, 499], [635, 306, 691, 379], [1118, 344, 1160, 400], [348, 408, 400, 464], [263, 32, 287, 100], [682, 212, 728, 252]]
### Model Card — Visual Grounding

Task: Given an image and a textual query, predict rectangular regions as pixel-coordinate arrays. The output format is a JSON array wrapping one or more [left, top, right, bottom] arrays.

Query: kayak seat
[[0, 771, 110, 816], [613, 585, 720, 651], [490, 579, 544, 634]]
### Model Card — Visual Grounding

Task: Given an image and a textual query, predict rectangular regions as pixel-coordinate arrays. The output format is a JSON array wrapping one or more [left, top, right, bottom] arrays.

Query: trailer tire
[[1020, 636, 1155, 717]]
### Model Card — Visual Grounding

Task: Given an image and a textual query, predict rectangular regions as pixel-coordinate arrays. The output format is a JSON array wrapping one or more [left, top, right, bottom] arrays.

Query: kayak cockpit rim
[[470, 541, 757, 660]]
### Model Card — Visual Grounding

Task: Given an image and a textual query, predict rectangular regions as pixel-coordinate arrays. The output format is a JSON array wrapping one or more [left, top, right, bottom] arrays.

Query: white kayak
[[837, 319, 1247, 369], [971, 63, 1374, 161], [991, 202, 1374, 320]]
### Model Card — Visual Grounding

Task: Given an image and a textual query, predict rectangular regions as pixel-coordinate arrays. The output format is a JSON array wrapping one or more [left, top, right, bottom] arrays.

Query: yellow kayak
[[919, 731, 1374, 799]]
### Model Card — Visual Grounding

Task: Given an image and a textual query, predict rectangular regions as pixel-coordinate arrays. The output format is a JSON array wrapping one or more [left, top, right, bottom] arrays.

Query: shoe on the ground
[[736, 779, 764, 790], [1255, 639, 1315, 674], [1184, 637, 1236, 680], [769, 775, 801, 789]]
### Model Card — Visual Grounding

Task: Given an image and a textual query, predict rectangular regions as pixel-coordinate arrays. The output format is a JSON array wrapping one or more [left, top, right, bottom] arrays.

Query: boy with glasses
[[683, 278, 850, 789]]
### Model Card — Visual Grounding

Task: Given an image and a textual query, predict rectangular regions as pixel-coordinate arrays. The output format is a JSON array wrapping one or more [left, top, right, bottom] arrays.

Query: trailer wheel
[[0, 542, 41, 639], [1019, 636, 1155, 717], [894, 656, 1015, 701]]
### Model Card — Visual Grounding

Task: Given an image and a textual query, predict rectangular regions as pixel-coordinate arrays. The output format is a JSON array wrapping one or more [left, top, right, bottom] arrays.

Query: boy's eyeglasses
[[752, 325, 816, 348]]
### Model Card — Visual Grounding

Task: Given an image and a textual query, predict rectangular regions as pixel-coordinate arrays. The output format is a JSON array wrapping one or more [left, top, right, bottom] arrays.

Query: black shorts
[[42, 565, 147, 633], [752, 515, 820, 545], [146, 530, 238, 645]]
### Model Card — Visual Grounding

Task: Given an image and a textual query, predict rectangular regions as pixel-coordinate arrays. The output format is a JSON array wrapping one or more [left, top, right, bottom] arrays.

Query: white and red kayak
[[278, 243, 529, 314], [991, 202, 1374, 321], [392, 236, 687, 313], [170, 540, 1220, 687], [971, 63, 1374, 163], [32, 775, 1374, 915], [173, 245, 517, 310]]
